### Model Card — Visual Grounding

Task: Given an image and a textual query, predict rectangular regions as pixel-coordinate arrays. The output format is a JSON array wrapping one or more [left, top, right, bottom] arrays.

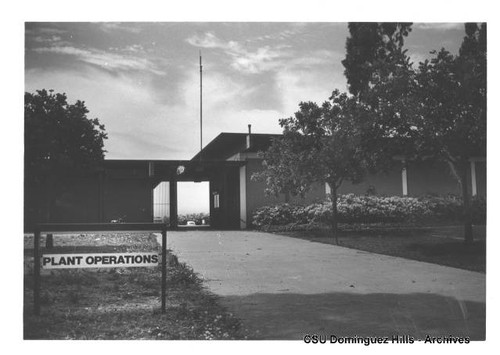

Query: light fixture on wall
[[212, 191, 220, 209]]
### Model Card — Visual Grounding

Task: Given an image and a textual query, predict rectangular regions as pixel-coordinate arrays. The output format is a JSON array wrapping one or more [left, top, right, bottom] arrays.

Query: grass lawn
[[275, 225, 486, 273], [24, 232, 244, 340]]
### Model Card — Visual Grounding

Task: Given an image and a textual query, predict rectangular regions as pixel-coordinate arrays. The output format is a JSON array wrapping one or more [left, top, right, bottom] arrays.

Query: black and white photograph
[[5, 0, 496, 350]]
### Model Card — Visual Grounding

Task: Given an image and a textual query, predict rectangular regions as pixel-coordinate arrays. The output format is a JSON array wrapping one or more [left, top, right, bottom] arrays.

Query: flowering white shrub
[[251, 194, 486, 227]]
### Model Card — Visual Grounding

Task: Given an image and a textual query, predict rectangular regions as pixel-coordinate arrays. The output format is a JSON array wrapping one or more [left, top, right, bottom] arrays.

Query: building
[[24, 130, 486, 231]]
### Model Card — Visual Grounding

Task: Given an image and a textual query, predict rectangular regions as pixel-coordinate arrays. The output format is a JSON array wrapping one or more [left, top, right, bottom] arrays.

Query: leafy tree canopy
[[256, 90, 367, 197], [342, 22, 486, 244], [414, 44, 486, 164], [342, 22, 412, 99], [342, 22, 418, 168], [253, 90, 371, 242], [25, 89, 108, 185]]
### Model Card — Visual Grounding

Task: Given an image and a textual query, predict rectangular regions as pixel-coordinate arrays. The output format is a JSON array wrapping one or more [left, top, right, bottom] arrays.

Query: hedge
[[252, 194, 486, 228]]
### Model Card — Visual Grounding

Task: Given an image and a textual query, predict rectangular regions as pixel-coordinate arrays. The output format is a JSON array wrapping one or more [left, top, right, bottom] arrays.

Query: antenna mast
[[199, 51, 203, 152]]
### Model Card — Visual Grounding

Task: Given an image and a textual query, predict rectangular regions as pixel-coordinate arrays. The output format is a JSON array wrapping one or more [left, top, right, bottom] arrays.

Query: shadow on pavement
[[221, 291, 485, 340]]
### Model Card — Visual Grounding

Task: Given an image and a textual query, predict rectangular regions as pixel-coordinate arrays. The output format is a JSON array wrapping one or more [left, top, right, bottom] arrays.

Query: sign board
[[41, 252, 159, 269]]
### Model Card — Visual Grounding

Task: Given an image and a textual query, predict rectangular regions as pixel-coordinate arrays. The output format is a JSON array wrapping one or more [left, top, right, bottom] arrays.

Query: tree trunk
[[330, 186, 339, 245], [460, 163, 474, 245]]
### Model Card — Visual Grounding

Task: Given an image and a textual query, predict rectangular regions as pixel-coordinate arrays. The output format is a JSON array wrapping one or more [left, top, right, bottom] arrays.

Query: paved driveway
[[166, 230, 485, 340]]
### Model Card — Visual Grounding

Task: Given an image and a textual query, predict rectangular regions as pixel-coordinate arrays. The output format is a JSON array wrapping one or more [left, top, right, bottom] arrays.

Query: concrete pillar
[[169, 179, 178, 228], [239, 165, 247, 229], [470, 160, 477, 197], [402, 161, 408, 196]]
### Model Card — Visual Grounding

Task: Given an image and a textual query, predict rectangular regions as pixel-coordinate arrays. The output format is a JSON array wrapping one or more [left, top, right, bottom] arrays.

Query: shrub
[[309, 195, 435, 224], [251, 194, 486, 228], [251, 204, 303, 227], [177, 213, 210, 225]]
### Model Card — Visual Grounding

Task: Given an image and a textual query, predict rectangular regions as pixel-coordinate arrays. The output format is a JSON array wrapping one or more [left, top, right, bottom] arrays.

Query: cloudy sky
[[25, 22, 466, 160]]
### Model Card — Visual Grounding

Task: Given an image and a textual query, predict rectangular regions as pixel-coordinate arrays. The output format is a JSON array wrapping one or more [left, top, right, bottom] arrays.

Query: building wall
[[52, 176, 101, 223], [101, 177, 153, 223], [244, 158, 326, 227], [242, 158, 487, 229], [406, 160, 460, 196], [338, 166, 403, 196], [41, 167, 153, 226], [98, 162, 154, 223], [24, 174, 101, 231], [337, 160, 484, 198]]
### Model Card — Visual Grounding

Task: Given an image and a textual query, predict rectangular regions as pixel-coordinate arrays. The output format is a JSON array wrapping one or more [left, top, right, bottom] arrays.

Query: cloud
[[27, 27, 67, 35], [39, 27, 67, 34], [186, 30, 344, 113], [275, 67, 346, 115], [187, 30, 342, 76], [123, 44, 145, 53], [99, 22, 143, 33], [179, 66, 343, 143], [32, 45, 166, 76], [24, 51, 343, 160], [413, 23, 464, 31], [186, 32, 288, 74], [25, 66, 198, 159], [202, 106, 283, 145], [231, 46, 284, 73], [407, 52, 431, 67], [287, 49, 341, 68], [186, 32, 231, 49], [253, 26, 304, 42], [25, 23, 352, 160], [32, 35, 63, 43], [180, 66, 257, 109], [26, 25, 71, 47], [173, 68, 283, 144], [110, 131, 187, 159]]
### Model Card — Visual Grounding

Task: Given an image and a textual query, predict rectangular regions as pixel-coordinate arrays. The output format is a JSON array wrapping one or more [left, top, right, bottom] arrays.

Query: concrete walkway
[[166, 230, 485, 340]]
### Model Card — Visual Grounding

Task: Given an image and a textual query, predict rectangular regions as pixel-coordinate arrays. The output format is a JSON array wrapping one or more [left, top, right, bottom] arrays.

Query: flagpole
[[199, 51, 203, 152]]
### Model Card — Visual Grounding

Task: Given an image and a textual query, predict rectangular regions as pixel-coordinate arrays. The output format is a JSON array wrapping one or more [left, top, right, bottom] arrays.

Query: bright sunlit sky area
[[178, 182, 209, 214], [25, 21, 466, 161]]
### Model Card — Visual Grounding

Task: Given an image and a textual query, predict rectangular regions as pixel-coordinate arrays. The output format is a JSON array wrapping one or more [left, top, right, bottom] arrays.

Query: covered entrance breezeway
[[107, 159, 244, 230]]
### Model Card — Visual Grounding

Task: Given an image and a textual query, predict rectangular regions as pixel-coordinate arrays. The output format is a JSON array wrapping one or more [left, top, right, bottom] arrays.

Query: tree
[[343, 23, 419, 173], [342, 22, 412, 99], [342, 22, 486, 244], [25, 89, 108, 229], [254, 90, 368, 243], [414, 24, 486, 244]]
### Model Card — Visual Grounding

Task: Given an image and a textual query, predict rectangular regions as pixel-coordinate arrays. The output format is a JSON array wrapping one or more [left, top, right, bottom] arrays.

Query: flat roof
[[191, 132, 281, 161], [102, 158, 245, 181], [102, 132, 281, 176]]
